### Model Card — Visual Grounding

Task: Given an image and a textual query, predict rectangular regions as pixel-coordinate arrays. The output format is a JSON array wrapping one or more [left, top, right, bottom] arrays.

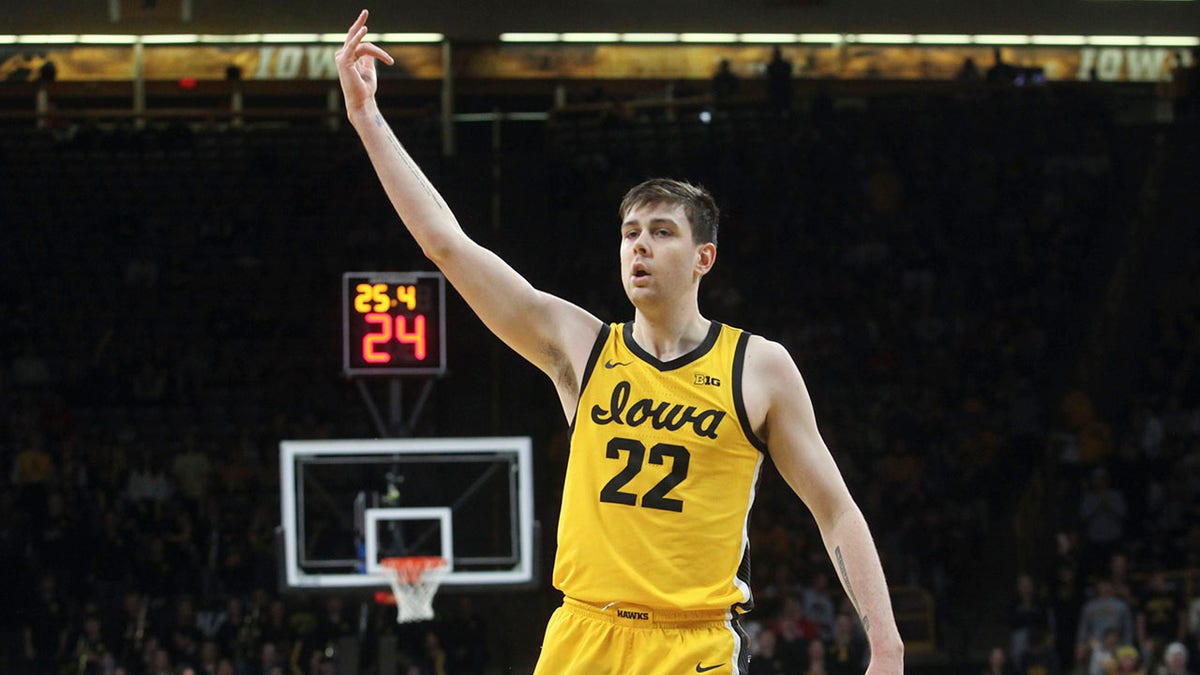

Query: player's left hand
[[335, 9, 395, 115]]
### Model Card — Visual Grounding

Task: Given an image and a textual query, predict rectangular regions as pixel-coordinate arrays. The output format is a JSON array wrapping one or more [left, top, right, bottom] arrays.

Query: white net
[[381, 557, 449, 623]]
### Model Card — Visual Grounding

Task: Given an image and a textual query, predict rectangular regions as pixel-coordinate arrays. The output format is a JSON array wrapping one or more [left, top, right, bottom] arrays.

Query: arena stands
[[2, 73, 1198, 674]]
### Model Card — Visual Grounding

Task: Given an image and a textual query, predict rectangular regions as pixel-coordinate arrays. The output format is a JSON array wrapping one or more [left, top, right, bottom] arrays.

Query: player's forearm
[[821, 504, 904, 667], [348, 104, 466, 263]]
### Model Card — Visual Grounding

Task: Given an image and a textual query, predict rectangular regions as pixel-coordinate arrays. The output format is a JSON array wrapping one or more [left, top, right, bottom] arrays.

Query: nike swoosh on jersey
[[696, 663, 724, 673], [604, 360, 632, 369]]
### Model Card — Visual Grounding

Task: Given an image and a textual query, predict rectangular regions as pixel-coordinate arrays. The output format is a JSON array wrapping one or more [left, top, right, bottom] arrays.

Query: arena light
[[499, 33, 561, 42], [11, 30, 1192, 50], [140, 34, 202, 44], [1087, 35, 1144, 45], [260, 33, 320, 43], [380, 33, 445, 43], [18, 34, 79, 44], [739, 33, 800, 43], [973, 34, 1031, 44], [853, 33, 916, 44], [915, 34, 971, 44], [798, 33, 843, 44], [198, 34, 262, 43], [560, 32, 621, 42], [621, 33, 680, 42], [79, 34, 138, 44], [679, 33, 739, 43], [1031, 35, 1088, 45], [1143, 35, 1200, 46]]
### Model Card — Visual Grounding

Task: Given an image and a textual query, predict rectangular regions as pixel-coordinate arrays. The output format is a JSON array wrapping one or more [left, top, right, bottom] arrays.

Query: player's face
[[619, 201, 714, 307]]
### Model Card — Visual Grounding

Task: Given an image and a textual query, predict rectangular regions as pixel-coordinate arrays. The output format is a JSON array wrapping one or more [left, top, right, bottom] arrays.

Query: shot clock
[[342, 272, 446, 376]]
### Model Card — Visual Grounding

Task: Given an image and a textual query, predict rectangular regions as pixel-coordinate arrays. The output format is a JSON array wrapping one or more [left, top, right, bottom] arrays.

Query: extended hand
[[335, 9, 396, 115]]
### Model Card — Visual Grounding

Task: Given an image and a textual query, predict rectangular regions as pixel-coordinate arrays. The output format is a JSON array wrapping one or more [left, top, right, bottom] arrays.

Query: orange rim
[[379, 556, 448, 583]]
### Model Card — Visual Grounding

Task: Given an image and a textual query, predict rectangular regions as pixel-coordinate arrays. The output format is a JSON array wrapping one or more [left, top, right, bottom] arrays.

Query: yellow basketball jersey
[[553, 321, 768, 613]]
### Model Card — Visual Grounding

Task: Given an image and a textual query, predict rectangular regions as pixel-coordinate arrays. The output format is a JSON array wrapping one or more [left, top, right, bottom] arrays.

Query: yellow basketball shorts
[[533, 597, 750, 675]]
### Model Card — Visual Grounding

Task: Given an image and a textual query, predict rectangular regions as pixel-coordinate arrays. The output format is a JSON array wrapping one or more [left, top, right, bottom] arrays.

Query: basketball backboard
[[279, 437, 535, 591]]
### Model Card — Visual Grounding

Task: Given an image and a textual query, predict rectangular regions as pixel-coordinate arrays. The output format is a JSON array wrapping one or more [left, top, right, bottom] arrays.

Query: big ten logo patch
[[693, 373, 721, 387]]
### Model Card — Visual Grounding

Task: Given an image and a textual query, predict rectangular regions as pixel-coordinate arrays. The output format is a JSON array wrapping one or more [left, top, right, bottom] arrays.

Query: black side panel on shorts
[[733, 615, 751, 674]]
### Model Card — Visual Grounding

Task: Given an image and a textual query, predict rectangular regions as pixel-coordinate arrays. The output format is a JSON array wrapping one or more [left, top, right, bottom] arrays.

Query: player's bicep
[[437, 238, 602, 383]]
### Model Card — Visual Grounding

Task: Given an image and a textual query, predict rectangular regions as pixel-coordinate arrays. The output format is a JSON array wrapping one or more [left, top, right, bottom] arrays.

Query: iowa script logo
[[590, 381, 725, 439]]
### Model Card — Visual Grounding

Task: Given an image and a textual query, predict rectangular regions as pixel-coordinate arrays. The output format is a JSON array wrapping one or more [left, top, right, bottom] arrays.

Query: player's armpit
[[432, 239, 603, 403]]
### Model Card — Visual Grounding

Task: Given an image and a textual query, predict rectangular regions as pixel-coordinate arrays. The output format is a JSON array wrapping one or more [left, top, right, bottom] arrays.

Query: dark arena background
[[3, 1, 1200, 673]]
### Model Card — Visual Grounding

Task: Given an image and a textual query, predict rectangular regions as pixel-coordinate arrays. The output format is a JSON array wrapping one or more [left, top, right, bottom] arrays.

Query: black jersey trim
[[622, 320, 721, 372], [734, 543, 755, 614], [732, 331, 769, 454], [569, 322, 612, 434]]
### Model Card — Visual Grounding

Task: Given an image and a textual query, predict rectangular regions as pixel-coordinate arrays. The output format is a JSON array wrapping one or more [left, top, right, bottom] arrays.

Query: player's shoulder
[[733, 332, 807, 419], [738, 332, 803, 387], [740, 331, 794, 365]]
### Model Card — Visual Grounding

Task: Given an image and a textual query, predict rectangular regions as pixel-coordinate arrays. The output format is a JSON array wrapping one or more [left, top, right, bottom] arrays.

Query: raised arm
[[744, 337, 904, 673], [334, 11, 602, 415]]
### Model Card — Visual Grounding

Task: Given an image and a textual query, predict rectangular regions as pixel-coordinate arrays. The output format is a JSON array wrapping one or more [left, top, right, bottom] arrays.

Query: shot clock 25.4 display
[[342, 272, 446, 376]]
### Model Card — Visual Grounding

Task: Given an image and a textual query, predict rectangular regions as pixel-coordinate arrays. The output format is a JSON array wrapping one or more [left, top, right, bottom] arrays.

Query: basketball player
[[335, 11, 903, 674]]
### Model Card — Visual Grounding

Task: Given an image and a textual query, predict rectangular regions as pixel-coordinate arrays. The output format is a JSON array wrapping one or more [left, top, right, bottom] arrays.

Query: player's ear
[[695, 242, 716, 277]]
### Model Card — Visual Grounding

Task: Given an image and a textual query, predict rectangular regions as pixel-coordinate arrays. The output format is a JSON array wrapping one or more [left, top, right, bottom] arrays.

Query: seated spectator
[[1138, 569, 1186, 649], [805, 638, 828, 675], [1017, 627, 1060, 675], [1113, 644, 1145, 675], [1089, 628, 1123, 675], [70, 613, 112, 675], [981, 646, 1014, 675], [774, 595, 819, 644], [1161, 642, 1194, 675], [1079, 580, 1135, 649], [125, 454, 174, 507], [803, 571, 837, 641], [748, 629, 788, 674], [826, 613, 867, 675], [1078, 468, 1128, 576], [1107, 553, 1136, 606], [148, 647, 174, 675], [1010, 573, 1052, 664]]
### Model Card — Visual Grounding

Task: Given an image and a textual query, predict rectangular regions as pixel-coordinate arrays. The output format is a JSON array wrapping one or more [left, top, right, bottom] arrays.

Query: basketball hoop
[[375, 556, 449, 623]]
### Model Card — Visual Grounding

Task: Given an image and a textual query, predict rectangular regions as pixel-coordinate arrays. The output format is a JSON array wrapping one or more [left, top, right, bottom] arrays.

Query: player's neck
[[629, 305, 710, 362]]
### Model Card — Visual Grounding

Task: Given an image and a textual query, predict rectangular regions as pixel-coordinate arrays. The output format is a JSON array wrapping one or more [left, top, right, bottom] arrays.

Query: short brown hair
[[619, 178, 719, 245]]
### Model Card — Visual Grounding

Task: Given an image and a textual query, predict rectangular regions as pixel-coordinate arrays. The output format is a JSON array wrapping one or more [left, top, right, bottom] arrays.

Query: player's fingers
[[342, 10, 368, 51], [359, 41, 395, 66], [337, 26, 371, 68], [340, 24, 369, 65]]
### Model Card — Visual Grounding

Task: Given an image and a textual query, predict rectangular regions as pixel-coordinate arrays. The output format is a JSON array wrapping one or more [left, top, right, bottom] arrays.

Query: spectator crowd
[[3, 72, 1199, 674]]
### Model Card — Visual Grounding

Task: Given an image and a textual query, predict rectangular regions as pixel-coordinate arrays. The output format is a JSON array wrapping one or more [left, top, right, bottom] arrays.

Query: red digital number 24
[[362, 313, 427, 363]]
